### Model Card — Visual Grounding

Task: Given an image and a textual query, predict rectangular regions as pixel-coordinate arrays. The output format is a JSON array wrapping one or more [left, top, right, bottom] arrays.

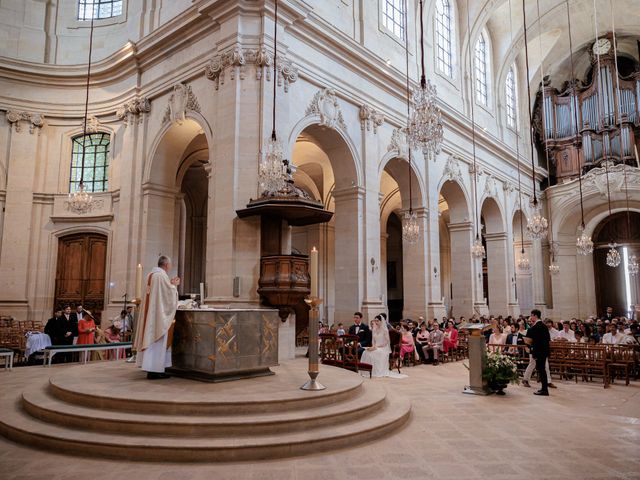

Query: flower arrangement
[[483, 351, 519, 391]]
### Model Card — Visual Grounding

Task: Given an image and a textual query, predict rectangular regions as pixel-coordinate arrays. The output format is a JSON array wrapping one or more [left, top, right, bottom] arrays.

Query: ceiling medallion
[[605, 243, 621, 268]]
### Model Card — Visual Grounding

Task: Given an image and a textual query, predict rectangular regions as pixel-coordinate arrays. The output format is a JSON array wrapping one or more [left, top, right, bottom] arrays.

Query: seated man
[[423, 323, 444, 365], [556, 321, 576, 342], [348, 312, 371, 357]]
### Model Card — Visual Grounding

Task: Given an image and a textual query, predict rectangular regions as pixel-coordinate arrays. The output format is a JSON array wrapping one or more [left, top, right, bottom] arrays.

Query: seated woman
[[415, 322, 430, 364], [104, 320, 126, 359], [442, 319, 458, 355], [488, 326, 507, 352], [399, 323, 417, 363], [361, 315, 405, 378]]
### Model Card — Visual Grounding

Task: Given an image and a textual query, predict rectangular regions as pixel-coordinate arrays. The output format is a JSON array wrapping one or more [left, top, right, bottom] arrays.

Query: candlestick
[[310, 246, 318, 298], [200, 282, 205, 305], [301, 296, 325, 391], [135, 264, 142, 301]]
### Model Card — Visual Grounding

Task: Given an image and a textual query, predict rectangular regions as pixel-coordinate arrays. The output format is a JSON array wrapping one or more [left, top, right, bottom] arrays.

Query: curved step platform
[[0, 361, 411, 462]]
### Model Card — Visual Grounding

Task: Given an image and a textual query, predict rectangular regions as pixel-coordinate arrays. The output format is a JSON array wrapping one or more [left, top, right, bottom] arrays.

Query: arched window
[[78, 0, 123, 21], [381, 0, 406, 40], [505, 66, 518, 128], [70, 133, 110, 193], [435, 0, 454, 77], [474, 33, 489, 106]]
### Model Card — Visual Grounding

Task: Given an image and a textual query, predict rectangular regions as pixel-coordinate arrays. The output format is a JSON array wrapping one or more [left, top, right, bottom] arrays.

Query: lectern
[[460, 323, 492, 395]]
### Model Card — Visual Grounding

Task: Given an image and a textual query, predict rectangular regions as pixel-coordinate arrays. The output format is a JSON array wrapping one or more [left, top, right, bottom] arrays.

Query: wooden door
[[55, 233, 107, 320]]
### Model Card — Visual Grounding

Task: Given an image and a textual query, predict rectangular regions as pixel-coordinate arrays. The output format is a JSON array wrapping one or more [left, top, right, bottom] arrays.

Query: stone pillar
[[447, 221, 474, 317], [426, 191, 446, 319], [531, 239, 547, 312], [332, 187, 364, 323], [402, 208, 429, 320], [0, 111, 44, 320], [506, 229, 519, 316], [484, 232, 510, 315], [360, 185, 385, 319], [380, 232, 389, 311]]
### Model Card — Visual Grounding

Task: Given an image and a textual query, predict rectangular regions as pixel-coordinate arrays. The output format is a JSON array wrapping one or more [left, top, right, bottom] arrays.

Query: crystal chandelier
[[548, 262, 560, 275], [408, 81, 443, 160], [402, 210, 420, 245], [259, 134, 287, 195], [407, 0, 443, 160], [68, 14, 97, 214], [257, 0, 287, 197], [629, 255, 639, 276], [517, 253, 531, 271], [67, 184, 94, 214], [576, 226, 594, 255], [526, 202, 549, 240], [606, 243, 621, 268], [471, 235, 485, 258]]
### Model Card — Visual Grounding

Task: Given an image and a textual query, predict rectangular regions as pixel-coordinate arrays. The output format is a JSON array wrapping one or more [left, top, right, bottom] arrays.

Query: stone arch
[[378, 153, 426, 210], [480, 196, 506, 234], [439, 179, 470, 223]]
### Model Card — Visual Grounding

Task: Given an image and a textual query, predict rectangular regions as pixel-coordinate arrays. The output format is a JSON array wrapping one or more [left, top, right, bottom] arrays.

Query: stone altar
[[169, 308, 280, 382]]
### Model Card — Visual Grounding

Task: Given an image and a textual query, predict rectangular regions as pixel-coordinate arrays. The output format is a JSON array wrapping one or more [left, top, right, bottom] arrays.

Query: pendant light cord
[[521, 0, 539, 207], [609, 0, 632, 242], [404, 0, 413, 214], [465, 0, 481, 242], [271, 0, 278, 142], [566, 1, 587, 230], [507, 0, 525, 256], [79, 14, 96, 189], [419, 0, 426, 88]]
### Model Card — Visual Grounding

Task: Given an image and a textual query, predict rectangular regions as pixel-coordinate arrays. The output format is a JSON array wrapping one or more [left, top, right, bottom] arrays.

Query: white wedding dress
[[361, 320, 406, 378]]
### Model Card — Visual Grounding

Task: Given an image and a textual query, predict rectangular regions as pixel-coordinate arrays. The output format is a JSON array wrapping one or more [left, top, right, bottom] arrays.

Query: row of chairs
[[0, 317, 45, 364]]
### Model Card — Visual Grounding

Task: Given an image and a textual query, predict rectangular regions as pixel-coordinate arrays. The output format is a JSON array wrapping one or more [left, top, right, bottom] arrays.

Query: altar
[[169, 308, 280, 382]]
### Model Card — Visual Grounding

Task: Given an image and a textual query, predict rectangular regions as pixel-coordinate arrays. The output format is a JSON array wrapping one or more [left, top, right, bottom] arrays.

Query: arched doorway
[[480, 197, 508, 314], [385, 213, 404, 322], [593, 211, 640, 316], [439, 180, 473, 317], [289, 124, 360, 326], [54, 232, 108, 319], [143, 118, 210, 297], [513, 209, 533, 312]]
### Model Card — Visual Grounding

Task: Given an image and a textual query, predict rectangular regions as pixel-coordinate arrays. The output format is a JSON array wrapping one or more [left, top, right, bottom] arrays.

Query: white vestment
[[134, 267, 178, 372]]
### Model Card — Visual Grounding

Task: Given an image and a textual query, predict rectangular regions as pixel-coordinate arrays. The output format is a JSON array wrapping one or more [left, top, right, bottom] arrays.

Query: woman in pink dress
[[399, 323, 417, 362], [104, 320, 126, 359], [442, 319, 459, 354], [77, 311, 96, 345]]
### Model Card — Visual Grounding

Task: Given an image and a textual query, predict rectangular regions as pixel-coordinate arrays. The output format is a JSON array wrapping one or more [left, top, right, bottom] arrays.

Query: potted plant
[[482, 351, 519, 395]]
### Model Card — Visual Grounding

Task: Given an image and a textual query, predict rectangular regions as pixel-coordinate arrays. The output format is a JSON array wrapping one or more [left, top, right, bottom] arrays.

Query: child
[[336, 323, 345, 336]]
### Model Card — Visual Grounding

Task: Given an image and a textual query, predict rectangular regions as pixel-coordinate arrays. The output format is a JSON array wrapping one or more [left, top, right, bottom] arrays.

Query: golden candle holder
[[300, 296, 326, 391]]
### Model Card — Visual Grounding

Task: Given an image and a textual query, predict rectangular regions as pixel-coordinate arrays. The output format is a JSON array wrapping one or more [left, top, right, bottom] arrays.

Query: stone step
[[1, 390, 411, 462], [22, 380, 387, 436], [48, 362, 364, 415]]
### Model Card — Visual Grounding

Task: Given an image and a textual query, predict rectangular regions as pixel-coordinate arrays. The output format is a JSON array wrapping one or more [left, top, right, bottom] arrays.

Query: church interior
[[0, 0, 639, 478]]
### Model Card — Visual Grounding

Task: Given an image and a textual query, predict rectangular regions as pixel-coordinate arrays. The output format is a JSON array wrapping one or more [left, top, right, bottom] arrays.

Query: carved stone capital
[[205, 47, 298, 92], [162, 84, 200, 126], [387, 127, 409, 159], [442, 154, 463, 184], [6, 110, 45, 134], [116, 96, 151, 126], [359, 104, 384, 133], [305, 88, 347, 130]]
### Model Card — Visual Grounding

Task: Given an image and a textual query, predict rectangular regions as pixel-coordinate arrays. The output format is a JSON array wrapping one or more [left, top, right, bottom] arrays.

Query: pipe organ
[[533, 34, 640, 182]]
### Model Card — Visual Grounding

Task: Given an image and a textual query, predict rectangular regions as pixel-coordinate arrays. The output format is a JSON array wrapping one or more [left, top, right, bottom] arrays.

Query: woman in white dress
[[361, 316, 406, 378]]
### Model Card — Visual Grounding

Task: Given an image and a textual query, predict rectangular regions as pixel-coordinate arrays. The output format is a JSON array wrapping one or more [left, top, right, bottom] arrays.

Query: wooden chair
[[388, 329, 402, 373], [340, 334, 372, 377], [607, 345, 636, 386], [319, 333, 341, 367]]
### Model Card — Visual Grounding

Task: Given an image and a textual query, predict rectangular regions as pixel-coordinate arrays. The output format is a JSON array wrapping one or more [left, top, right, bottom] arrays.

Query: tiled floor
[[1, 357, 639, 480]]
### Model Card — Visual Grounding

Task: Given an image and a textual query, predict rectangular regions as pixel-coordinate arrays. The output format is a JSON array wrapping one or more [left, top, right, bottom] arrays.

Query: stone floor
[[1, 355, 639, 480]]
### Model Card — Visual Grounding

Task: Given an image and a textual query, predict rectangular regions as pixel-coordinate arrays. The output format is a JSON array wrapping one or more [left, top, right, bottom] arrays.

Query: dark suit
[[526, 320, 551, 393], [45, 316, 63, 345], [58, 314, 78, 345], [349, 322, 371, 357]]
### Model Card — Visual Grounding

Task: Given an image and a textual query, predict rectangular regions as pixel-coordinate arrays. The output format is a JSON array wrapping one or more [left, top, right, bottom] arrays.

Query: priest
[[135, 255, 180, 379]]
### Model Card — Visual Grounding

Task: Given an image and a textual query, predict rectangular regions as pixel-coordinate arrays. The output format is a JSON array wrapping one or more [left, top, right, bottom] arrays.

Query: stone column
[[332, 186, 364, 323], [402, 208, 429, 320], [0, 111, 44, 320], [447, 221, 475, 317], [531, 239, 547, 312], [426, 190, 446, 319], [484, 232, 510, 315]]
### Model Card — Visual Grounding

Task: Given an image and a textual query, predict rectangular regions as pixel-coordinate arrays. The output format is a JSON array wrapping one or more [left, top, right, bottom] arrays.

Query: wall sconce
[[370, 257, 378, 273], [433, 267, 438, 278]]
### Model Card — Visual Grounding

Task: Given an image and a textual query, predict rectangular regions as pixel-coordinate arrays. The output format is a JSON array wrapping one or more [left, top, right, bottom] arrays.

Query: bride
[[360, 315, 406, 378]]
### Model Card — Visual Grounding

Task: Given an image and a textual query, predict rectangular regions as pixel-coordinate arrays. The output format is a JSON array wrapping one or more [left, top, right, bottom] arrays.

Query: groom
[[348, 312, 371, 357]]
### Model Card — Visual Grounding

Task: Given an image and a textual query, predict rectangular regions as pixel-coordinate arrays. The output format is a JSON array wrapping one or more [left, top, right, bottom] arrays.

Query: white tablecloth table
[[25, 333, 52, 357]]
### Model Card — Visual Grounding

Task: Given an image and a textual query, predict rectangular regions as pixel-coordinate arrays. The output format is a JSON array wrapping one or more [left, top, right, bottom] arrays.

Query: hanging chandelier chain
[[465, 0, 480, 240], [419, 0, 426, 88], [79, 14, 96, 187], [521, 0, 539, 205], [609, 0, 632, 242], [536, 0, 551, 176], [271, 0, 279, 140], [404, 0, 413, 215]]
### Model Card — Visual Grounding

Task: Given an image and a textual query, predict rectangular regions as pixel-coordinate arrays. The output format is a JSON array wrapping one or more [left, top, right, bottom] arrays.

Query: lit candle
[[135, 264, 142, 300], [310, 246, 318, 298], [200, 282, 205, 305]]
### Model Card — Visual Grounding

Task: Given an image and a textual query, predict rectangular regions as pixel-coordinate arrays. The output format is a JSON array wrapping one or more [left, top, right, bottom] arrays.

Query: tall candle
[[200, 282, 205, 305], [310, 246, 318, 298], [135, 264, 142, 300]]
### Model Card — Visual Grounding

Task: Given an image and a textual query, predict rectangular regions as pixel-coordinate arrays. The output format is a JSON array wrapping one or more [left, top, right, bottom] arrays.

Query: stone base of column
[[474, 302, 489, 317], [427, 302, 447, 319], [507, 303, 520, 317], [0, 301, 29, 322]]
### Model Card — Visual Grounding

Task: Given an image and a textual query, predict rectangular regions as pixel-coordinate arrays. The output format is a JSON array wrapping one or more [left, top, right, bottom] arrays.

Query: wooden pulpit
[[460, 323, 492, 395]]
